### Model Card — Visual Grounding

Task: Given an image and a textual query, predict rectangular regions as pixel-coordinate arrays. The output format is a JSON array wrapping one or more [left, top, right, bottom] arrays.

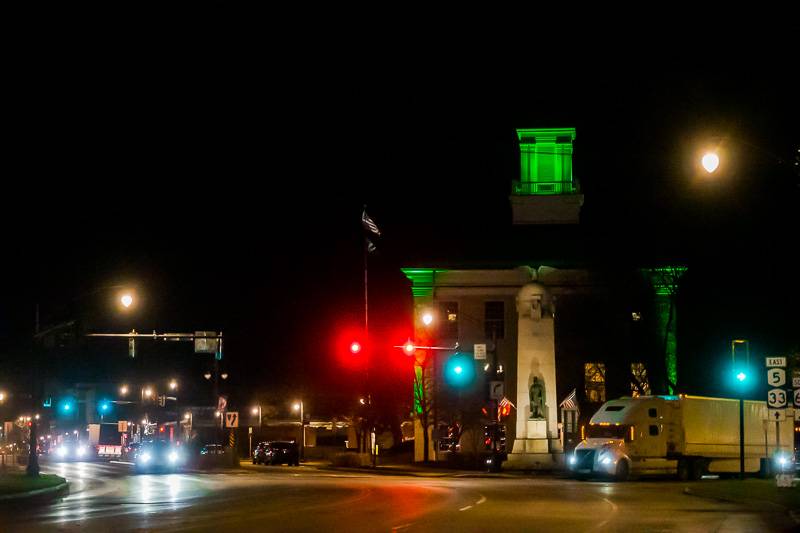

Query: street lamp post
[[293, 401, 304, 462]]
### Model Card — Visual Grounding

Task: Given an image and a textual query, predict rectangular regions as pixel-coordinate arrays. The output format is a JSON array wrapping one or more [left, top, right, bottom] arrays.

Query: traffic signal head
[[736, 372, 747, 382], [444, 353, 475, 388]]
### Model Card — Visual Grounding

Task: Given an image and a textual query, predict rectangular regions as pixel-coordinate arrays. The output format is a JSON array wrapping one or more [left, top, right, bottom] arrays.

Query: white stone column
[[512, 283, 562, 456]]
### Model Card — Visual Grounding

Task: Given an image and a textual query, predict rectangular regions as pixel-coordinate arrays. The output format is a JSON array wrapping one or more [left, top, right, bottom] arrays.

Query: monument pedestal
[[507, 419, 564, 470]]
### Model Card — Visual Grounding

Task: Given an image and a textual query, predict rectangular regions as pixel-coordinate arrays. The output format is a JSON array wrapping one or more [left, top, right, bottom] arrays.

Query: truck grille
[[574, 449, 595, 470]]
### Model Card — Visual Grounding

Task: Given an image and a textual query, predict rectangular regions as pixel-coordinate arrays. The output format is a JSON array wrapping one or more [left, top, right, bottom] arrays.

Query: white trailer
[[568, 395, 794, 480]]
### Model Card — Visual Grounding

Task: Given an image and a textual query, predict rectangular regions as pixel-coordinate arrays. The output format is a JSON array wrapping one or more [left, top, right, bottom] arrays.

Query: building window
[[484, 301, 504, 340], [584, 363, 606, 403], [439, 302, 458, 339], [649, 425, 659, 436], [631, 363, 650, 397]]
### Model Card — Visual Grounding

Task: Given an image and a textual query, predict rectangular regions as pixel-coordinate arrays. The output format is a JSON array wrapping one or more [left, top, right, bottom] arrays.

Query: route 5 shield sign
[[767, 389, 787, 408], [767, 368, 786, 387]]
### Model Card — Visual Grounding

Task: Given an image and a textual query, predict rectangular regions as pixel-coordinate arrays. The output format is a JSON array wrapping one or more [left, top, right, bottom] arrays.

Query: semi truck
[[568, 395, 794, 480]]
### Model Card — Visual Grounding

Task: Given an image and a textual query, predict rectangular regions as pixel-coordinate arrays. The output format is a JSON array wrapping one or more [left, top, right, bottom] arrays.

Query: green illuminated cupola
[[510, 127, 583, 225]]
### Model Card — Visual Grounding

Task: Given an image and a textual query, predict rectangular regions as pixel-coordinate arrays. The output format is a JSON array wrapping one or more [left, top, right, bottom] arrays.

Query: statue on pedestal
[[529, 377, 545, 420]]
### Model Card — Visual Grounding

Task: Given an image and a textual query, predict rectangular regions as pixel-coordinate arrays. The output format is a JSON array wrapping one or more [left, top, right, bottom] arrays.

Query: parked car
[[253, 441, 299, 466], [134, 440, 184, 473], [200, 444, 226, 455]]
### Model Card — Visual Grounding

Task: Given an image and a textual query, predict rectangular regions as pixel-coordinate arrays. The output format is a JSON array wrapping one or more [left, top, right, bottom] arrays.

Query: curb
[[0, 481, 69, 503]]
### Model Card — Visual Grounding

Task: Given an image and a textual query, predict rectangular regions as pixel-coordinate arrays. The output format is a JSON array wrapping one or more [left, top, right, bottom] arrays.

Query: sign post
[[765, 356, 788, 482]]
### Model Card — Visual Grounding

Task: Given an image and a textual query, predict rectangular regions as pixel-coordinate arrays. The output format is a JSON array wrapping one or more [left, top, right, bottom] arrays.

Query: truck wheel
[[677, 459, 690, 481], [614, 460, 629, 481]]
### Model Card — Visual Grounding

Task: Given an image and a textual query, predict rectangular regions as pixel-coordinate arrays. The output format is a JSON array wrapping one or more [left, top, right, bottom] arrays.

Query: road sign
[[489, 381, 504, 400], [474, 344, 487, 360], [767, 388, 787, 408], [794, 377, 800, 388], [794, 389, 800, 408], [118, 420, 128, 432], [767, 409, 786, 421], [225, 411, 239, 428], [195, 331, 219, 354], [765, 357, 786, 368], [767, 368, 786, 387], [217, 396, 227, 413]]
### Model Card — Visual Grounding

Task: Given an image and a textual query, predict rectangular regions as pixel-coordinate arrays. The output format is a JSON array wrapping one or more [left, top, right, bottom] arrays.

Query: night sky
[[2, 50, 797, 414]]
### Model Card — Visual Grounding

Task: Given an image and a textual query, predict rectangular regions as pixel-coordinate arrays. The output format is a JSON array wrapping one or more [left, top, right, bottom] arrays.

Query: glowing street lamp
[[421, 312, 434, 326], [120, 293, 134, 308], [119, 385, 129, 396], [293, 401, 305, 462], [169, 379, 178, 391], [701, 152, 720, 173]]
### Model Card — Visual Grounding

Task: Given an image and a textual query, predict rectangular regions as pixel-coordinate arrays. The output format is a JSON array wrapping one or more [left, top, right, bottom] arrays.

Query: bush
[[331, 452, 364, 468]]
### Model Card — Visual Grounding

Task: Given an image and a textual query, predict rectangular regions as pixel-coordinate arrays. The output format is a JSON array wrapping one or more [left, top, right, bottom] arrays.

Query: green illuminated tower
[[511, 128, 583, 224], [643, 266, 687, 395]]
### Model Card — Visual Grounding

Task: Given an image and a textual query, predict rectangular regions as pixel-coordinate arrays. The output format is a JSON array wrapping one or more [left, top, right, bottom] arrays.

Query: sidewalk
[[683, 478, 800, 514], [311, 460, 551, 479]]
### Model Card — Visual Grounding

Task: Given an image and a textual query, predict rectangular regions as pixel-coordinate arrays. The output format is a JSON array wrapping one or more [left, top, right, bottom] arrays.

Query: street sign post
[[474, 344, 487, 360], [765, 357, 786, 367], [767, 368, 786, 388]]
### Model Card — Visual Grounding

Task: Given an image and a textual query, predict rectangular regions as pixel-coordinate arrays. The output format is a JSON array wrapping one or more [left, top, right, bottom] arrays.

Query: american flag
[[362, 208, 381, 236], [559, 388, 577, 410], [499, 397, 515, 409]]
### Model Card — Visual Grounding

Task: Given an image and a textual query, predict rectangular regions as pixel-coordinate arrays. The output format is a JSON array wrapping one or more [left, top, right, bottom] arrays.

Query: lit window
[[439, 302, 458, 339], [584, 363, 606, 403], [631, 363, 651, 397]]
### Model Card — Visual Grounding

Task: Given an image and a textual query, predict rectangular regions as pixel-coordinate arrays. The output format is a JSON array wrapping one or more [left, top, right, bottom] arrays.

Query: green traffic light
[[736, 372, 746, 382]]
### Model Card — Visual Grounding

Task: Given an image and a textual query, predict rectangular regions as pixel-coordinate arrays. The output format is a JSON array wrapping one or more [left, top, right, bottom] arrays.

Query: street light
[[293, 401, 304, 462], [701, 152, 720, 173], [120, 293, 134, 308], [119, 385, 129, 396], [169, 379, 178, 391]]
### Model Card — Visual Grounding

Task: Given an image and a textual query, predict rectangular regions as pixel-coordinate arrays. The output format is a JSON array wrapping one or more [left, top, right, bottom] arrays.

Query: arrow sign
[[225, 411, 239, 428], [769, 409, 786, 421]]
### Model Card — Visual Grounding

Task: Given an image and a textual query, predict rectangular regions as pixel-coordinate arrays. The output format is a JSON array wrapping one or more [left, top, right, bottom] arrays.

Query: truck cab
[[570, 396, 681, 480]]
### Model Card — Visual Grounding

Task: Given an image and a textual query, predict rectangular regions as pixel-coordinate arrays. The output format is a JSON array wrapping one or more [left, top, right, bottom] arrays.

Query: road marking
[[110, 461, 134, 465], [593, 497, 619, 530], [392, 523, 413, 531], [476, 494, 486, 505], [459, 505, 473, 511]]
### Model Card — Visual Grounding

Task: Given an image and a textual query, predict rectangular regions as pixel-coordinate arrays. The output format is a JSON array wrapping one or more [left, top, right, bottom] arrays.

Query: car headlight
[[77, 447, 87, 457], [141, 452, 152, 463], [601, 457, 612, 465], [569, 455, 577, 465], [57, 447, 67, 457], [169, 451, 179, 463]]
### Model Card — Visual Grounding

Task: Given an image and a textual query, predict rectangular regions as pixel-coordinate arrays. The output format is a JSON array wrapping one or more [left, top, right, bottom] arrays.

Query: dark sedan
[[134, 440, 185, 473]]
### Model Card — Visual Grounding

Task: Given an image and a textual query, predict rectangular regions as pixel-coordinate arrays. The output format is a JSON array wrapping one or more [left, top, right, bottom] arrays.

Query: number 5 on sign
[[767, 368, 786, 387], [768, 389, 787, 408]]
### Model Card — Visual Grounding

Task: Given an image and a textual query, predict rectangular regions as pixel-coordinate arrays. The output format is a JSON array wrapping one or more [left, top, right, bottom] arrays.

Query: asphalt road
[[0, 460, 796, 532]]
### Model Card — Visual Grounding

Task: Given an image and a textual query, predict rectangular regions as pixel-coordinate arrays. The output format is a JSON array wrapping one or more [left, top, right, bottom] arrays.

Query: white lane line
[[392, 523, 413, 531], [110, 460, 134, 465], [459, 505, 473, 511], [593, 497, 619, 530], [476, 494, 486, 505]]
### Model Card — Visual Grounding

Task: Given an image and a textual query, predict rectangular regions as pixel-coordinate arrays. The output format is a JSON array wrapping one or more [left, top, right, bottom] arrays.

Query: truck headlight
[[77, 447, 86, 457], [141, 452, 151, 463], [57, 447, 67, 458], [569, 456, 577, 465], [169, 451, 179, 463]]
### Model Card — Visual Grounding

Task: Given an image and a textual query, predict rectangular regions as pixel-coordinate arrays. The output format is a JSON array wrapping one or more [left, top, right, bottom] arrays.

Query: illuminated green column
[[644, 267, 687, 394]]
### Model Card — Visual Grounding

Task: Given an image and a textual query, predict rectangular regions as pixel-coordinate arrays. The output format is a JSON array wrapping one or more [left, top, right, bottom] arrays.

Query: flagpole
[[363, 211, 370, 457]]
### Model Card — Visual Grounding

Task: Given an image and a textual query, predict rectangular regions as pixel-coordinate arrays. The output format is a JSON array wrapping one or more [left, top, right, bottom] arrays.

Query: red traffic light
[[349, 341, 362, 354], [402, 340, 416, 356]]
